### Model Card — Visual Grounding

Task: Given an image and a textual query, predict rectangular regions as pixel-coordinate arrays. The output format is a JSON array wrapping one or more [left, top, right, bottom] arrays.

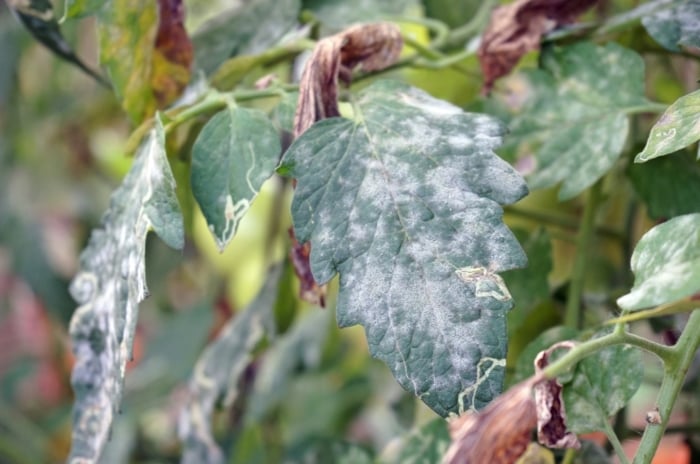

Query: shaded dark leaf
[[478, 0, 598, 93]]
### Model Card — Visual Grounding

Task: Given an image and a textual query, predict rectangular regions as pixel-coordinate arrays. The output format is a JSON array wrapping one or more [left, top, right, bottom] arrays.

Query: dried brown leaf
[[533, 341, 581, 449], [478, 0, 598, 93], [443, 377, 539, 464], [151, 0, 193, 107], [289, 228, 326, 307], [293, 22, 403, 137]]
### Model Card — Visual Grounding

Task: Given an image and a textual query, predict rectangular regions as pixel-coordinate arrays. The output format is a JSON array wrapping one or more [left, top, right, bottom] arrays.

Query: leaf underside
[[282, 79, 528, 416], [618, 213, 700, 310], [505, 41, 650, 200], [68, 118, 183, 463]]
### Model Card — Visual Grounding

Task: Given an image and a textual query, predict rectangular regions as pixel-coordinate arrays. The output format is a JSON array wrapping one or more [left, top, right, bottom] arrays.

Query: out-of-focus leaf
[[514, 326, 579, 383], [422, 0, 480, 29], [98, 0, 192, 123], [636, 89, 700, 163], [628, 151, 700, 219], [478, 0, 598, 93], [280, 79, 528, 416], [395, 418, 450, 464], [502, 228, 552, 330], [178, 265, 282, 464], [618, 213, 700, 310], [302, 0, 416, 29], [98, 0, 159, 122], [63, 0, 107, 19], [642, 0, 700, 51], [504, 42, 650, 200], [191, 0, 301, 75], [150, 0, 193, 108], [516, 443, 555, 464], [563, 334, 644, 433], [7, 0, 108, 85], [574, 441, 612, 464], [67, 117, 184, 463], [247, 309, 330, 421], [272, 91, 298, 133], [190, 105, 280, 251]]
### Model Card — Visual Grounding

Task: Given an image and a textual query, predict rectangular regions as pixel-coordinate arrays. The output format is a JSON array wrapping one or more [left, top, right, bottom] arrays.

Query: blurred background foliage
[[1, 0, 699, 462]]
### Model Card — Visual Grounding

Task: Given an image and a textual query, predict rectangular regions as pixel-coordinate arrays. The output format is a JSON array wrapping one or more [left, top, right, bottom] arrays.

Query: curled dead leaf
[[478, 0, 598, 93], [293, 22, 403, 137], [289, 228, 326, 307], [151, 0, 193, 107], [533, 341, 581, 449], [443, 377, 540, 464]]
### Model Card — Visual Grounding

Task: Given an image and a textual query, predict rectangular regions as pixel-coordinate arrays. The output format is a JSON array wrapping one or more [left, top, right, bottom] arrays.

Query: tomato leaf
[[281, 79, 528, 416], [563, 335, 643, 433], [642, 0, 700, 52], [636, 89, 700, 162], [68, 117, 184, 463], [178, 265, 282, 464], [628, 151, 700, 219], [190, 105, 281, 251], [618, 213, 700, 310], [504, 42, 650, 200]]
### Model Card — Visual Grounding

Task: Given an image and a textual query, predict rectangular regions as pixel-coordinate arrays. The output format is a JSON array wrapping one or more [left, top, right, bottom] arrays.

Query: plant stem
[[542, 330, 672, 379], [504, 205, 624, 241], [564, 181, 604, 329], [603, 420, 631, 464], [444, 0, 498, 47], [633, 309, 700, 464]]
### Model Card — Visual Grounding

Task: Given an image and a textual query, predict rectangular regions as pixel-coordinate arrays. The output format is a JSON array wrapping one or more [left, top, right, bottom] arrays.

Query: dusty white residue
[[456, 266, 512, 301], [457, 357, 506, 414]]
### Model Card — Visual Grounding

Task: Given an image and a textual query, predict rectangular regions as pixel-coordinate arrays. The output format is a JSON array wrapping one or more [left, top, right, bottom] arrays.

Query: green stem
[[542, 330, 672, 379], [564, 181, 604, 329], [624, 103, 669, 115], [504, 205, 624, 241], [603, 420, 630, 464], [444, 0, 498, 47], [633, 309, 700, 464], [561, 448, 577, 464]]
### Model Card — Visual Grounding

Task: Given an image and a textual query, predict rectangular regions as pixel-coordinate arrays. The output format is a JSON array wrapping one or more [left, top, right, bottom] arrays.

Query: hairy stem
[[564, 181, 604, 329], [633, 309, 700, 464]]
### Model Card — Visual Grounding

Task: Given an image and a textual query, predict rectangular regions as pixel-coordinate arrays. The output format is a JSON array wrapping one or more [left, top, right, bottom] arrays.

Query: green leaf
[[8, 0, 107, 85], [421, 0, 481, 29], [97, 0, 159, 123], [247, 309, 331, 421], [502, 228, 552, 331], [506, 42, 650, 200], [563, 334, 644, 433], [191, 105, 281, 251], [395, 418, 450, 464], [281, 79, 528, 416], [618, 213, 700, 310], [68, 116, 184, 463], [63, 0, 107, 18], [636, 89, 700, 163], [191, 0, 301, 75], [642, 0, 700, 52], [178, 265, 282, 464], [302, 0, 417, 29], [628, 151, 700, 219]]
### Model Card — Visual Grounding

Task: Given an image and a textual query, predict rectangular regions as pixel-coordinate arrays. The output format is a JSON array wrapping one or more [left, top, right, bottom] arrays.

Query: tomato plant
[[3, 0, 700, 463]]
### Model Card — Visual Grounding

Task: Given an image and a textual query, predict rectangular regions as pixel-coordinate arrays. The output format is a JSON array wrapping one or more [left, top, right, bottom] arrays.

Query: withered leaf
[[293, 22, 403, 137], [478, 0, 598, 93], [151, 0, 194, 108], [443, 378, 539, 464], [533, 341, 581, 449], [289, 227, 326, 307]]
